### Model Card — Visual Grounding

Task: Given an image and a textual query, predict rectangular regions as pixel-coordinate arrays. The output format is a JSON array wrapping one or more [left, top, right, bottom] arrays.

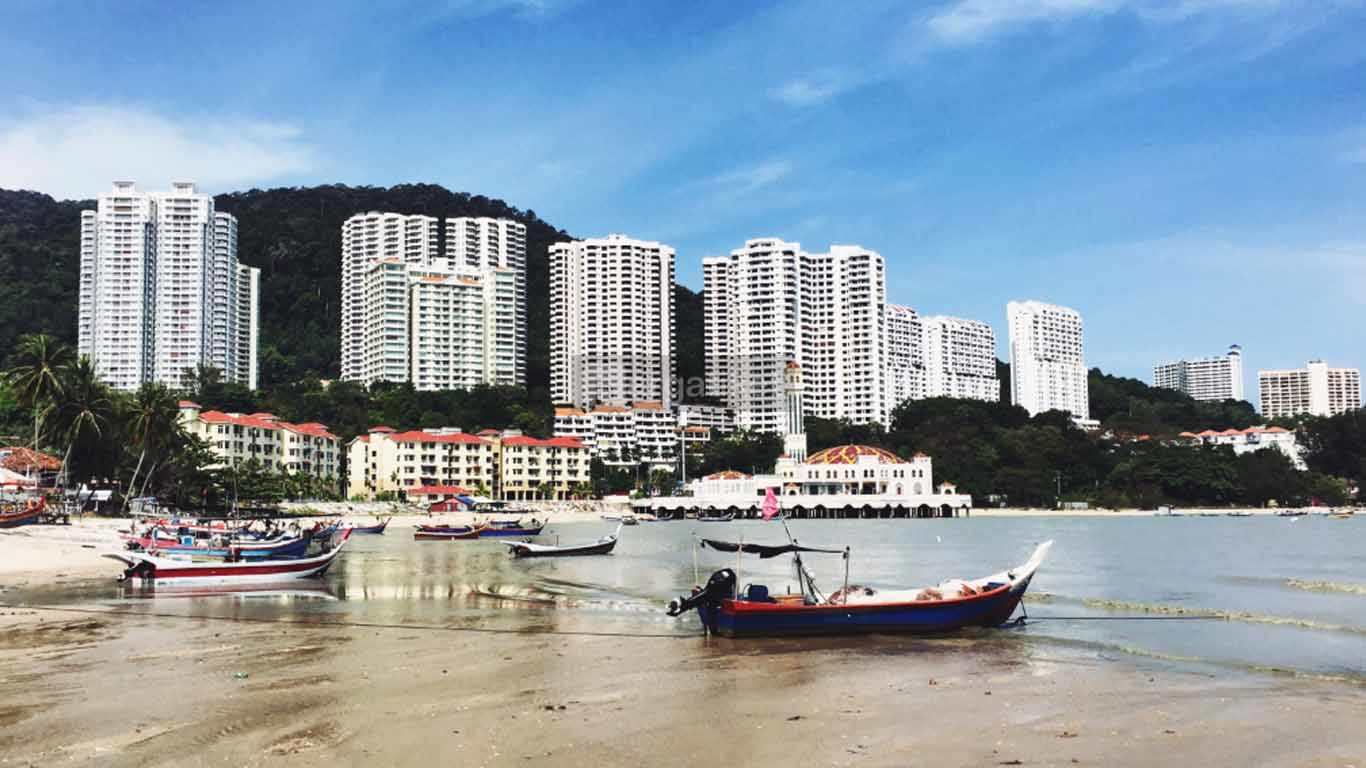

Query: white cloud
[[0, 105, 316, 199], [927, 0, 1117, 44], [770, 76, 843, 107], [705, 160, 795, 194], [925, 0, 1287, 45]]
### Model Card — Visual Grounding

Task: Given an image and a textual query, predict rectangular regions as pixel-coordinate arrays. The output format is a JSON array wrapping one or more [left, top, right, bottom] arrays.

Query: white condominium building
[[802, 246, 888, 425], [340, 213, 438, 382], [446, 217, 527, 378], [77, 181, 258, 391], [549, 235, 676, 409], [340, 213, 525, 390], [1154, 345, 1244, 402], [922, 315, 1000, 402], [703, 238, 802, 433], [1007, 300, 1089, 419], [1258, 361, 1361, 418], [886, 304, 925, 409], [704, 238, 888, 432]]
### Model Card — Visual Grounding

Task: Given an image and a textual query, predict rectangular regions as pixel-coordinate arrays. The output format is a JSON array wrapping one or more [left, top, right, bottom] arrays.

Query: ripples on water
[[12, 516, 1366, 683]]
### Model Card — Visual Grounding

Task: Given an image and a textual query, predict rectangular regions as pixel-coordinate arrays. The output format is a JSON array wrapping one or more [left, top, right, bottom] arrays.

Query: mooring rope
[[0, 603, 700, 639]]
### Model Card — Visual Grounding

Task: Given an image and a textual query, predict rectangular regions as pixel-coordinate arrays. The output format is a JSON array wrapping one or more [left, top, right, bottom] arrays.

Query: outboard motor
[[667, 568, 737, 617]]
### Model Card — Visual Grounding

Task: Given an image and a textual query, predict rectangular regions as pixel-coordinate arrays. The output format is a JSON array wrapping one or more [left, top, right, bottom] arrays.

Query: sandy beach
[[0, 603, 1363, 767]]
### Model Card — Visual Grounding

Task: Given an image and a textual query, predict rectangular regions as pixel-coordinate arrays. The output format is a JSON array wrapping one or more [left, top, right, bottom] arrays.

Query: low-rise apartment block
[[346, 426, 588, 501], [178, 402, 340, 482]]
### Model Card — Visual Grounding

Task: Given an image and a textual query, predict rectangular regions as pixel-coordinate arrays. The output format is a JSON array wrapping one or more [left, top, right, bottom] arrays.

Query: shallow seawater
[[11, 516, 1366, 682]]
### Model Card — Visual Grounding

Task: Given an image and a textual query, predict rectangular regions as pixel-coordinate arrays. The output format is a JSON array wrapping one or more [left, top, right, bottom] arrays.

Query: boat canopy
[[699, 538, 845, 559]]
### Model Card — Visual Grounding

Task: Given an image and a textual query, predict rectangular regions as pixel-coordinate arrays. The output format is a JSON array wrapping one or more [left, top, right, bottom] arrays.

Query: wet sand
[[1, 605, 1364, 767]]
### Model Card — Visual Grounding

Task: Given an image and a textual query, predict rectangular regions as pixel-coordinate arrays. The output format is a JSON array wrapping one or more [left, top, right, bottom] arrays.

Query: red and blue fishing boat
[[121, 529, 314, 560], [103, 529, 352, 584], [349, 517, 391, 534], [668, 536, 1052, 637]]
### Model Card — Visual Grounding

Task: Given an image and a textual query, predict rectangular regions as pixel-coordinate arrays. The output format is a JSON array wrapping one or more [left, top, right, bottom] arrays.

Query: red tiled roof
[[178, 400, 201, 408], [198, 410, 337, 440], [289, 422, 337, 439], [704, 470, 750, 480], [501, 435, 586, 449], [200, 410, 280, 431], [368, 426, 396, 433], [388, 430, 489, 446], [407, 485, 473, 496], [1179, 431, 1198, 438], [477, 428, 500, 436], [0, 447, 62, 472], [554, 407, 586, 417]]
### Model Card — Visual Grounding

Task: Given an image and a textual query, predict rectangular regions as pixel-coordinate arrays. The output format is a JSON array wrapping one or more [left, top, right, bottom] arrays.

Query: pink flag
[[761, 487, 781, 521]]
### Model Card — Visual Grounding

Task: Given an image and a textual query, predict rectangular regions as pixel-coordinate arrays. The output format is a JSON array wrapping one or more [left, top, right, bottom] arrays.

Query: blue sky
[[2, 0, 1364, 394]]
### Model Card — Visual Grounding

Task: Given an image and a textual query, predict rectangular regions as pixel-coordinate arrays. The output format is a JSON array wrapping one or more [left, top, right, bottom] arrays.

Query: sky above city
[[2, 0, 1364, 392]]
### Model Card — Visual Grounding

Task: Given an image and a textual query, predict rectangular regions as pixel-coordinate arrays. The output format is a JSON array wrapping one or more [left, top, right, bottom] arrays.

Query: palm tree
[[47, 357, 116, 488], [123, 382, 181, 512], [5, 333, 74, 452]]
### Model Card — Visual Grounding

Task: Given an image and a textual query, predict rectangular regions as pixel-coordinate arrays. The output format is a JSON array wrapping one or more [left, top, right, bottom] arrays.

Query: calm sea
[[12, 516, 1366, 683]]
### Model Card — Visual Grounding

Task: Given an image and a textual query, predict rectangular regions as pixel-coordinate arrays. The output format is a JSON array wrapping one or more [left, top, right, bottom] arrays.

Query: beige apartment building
[[178, 402, 340, 482], [346, 427, 588, 501]]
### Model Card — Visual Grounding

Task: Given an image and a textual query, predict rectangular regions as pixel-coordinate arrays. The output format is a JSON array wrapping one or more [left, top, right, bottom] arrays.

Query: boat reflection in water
[[118, 581, 340, 602]]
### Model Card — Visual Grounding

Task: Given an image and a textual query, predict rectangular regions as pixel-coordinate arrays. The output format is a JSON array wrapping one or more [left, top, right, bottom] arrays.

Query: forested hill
[[0, 184, 707, 392]]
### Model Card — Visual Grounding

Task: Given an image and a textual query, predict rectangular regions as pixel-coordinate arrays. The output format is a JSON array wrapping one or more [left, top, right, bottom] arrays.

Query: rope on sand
[[0, 603, 701, 639]]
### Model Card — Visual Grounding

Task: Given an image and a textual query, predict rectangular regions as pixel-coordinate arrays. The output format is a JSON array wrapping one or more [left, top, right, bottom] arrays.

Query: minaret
[[783, 362, 808, 462]]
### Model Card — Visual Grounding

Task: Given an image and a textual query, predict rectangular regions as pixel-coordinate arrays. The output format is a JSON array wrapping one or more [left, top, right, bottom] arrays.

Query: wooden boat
[[696, 511, 735, 522], [0, 496, 45, 528], [668, 538, 1052, 638], [103, 530, 352, 584], [414, 527, 481, 541], [503, 526, 620, 558], [350, 517, 391, 534], [121, 532, 313, 560], [476, 520, 545, 537]]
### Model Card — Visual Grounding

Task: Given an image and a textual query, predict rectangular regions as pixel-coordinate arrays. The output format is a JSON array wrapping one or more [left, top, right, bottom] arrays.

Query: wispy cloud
[[924, 0, 1289, 45], [705, 160, 795, 195], [926, 0, 1118, 44], [0, 105, 315, 199], [770, 74, 845, 107]]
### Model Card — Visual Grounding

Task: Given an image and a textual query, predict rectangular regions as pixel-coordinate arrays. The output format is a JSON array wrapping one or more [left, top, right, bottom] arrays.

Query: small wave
[[1035, 593, 1366, 636], [1033, 634, 1366, 687], [1285, 579, 1366, 596]]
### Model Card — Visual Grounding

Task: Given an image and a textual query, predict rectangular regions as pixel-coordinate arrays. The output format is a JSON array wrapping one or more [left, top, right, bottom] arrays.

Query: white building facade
[[1179, 426, 1305, 469], [77, 181, 258, 391], [1154, 345, 1244, 402], [553, 401, 684, 469], [340, 213, 525, 390], [549, 235, 676, 409], [886, 304, 925, 410], [633, 444, 972, 517], [704, 238, 888, 432], [922, 315, 999, 402], [1258, 361, 1362, 418], [1007, 300, 1089, 419]]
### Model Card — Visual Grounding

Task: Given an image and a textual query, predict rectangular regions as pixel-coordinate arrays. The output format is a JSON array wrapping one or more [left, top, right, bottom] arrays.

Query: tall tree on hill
[[4, 333, 73, 452]]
